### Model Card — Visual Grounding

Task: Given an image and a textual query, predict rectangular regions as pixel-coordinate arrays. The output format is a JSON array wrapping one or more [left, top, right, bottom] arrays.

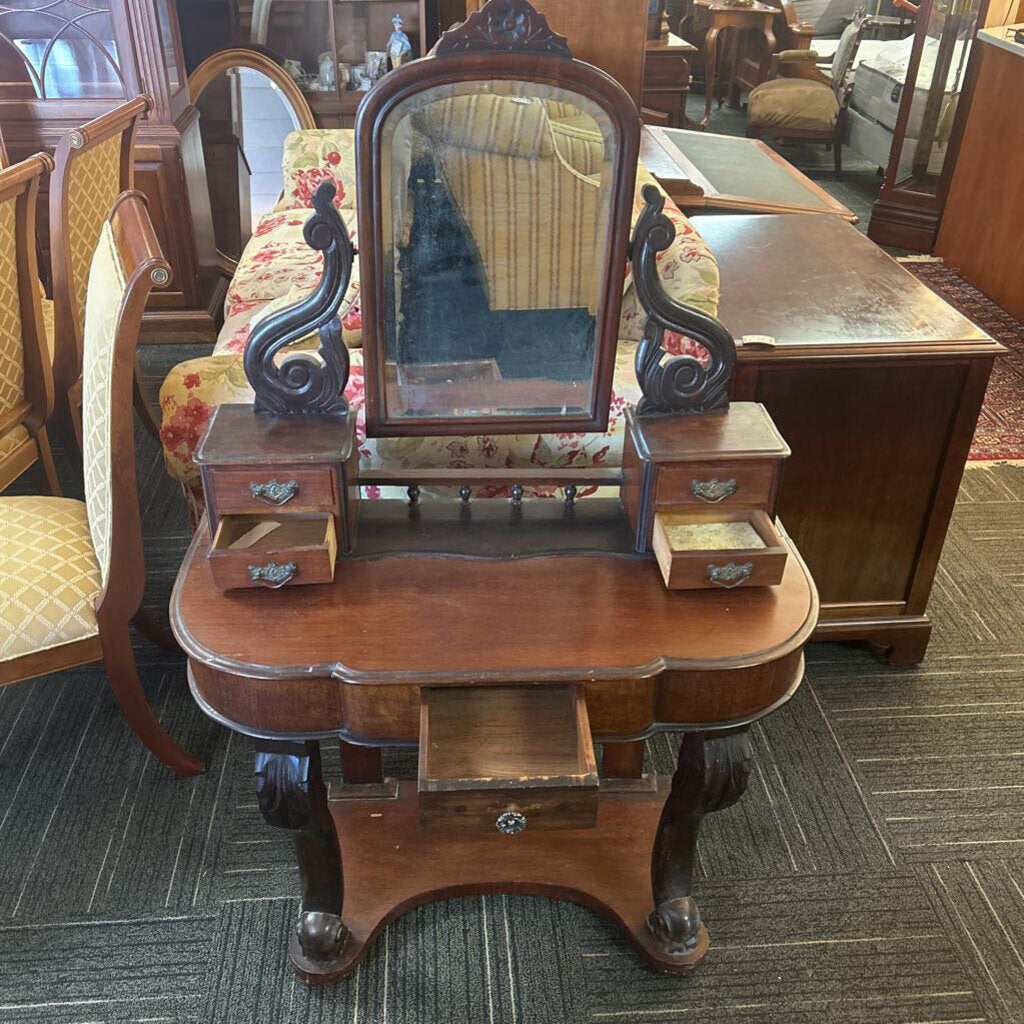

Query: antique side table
[[172, 511, 818, 981]]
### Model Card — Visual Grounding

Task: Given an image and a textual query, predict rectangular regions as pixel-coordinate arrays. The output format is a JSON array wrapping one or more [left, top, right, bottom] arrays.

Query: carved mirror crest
[[355, 0, 640, 437]]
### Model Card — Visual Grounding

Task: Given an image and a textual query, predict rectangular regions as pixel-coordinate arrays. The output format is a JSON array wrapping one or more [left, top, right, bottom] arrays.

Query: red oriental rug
[[903, 260, 1024, 462]]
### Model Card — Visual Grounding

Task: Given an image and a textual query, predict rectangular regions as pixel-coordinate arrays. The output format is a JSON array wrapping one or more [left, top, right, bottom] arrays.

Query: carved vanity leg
[[647, 729, 752, 956], [254, 740, 348, 969]]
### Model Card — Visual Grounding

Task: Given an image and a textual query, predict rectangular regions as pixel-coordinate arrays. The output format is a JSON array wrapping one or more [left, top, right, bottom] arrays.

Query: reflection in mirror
[[196, 66, 305, 261], [380, 81, 616, 422]]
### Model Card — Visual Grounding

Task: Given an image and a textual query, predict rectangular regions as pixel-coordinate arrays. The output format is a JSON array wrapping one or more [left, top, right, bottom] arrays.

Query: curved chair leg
[[132, 606, 179, 652], [133, 356, 163, 441], [33, 426, 62, 496], [99, 618, 204, 776]]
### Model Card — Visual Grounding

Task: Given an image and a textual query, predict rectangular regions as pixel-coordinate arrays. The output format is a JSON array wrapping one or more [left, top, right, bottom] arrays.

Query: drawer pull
[[706, 561, 753, 588], [249, 479, 299, 505], [690, 477, 737, 503], [495, 810, 528, 835], [248, 560, 298, 588]]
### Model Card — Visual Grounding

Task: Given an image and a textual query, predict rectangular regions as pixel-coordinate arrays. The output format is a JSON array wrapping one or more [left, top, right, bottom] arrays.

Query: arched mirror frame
[[188, 48, 316, 277], [354, 1, 641, 439]]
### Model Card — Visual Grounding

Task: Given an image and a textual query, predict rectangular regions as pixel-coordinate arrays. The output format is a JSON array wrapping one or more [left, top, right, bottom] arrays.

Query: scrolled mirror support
[[243, 181, 355, 416], [630, 184, 736, 417]]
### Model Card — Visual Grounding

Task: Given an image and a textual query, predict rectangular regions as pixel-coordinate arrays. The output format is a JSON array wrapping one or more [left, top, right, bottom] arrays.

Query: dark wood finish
[[339, 741, 385, 785], [641, 125, 857, 221], [730, 0, 815, 98], [254, 740, 348, 970], [1, 191, 202, 776], [681, 0, 777, 129], [602, 740, 647, 779], [693, 211, 1004, 661], [0, 153, 60, 496], [418, 685, 598, 832], [49, 97, 163, 446], [643, 32, 696, 127], [648, 729, 751, 956], [935, 36, 1024, 320], [0, 0, 220, 343], [867, 0, 991, 251], [651, 508, 788, 590], [356, 2, 641, 439]]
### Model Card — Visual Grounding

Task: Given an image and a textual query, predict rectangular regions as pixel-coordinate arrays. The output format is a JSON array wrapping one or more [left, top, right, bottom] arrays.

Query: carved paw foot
[[295, 911, 349, 964], [646, 896, 703, 955]]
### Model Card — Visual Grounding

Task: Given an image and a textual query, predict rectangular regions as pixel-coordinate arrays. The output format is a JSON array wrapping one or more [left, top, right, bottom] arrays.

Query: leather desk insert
[[693, 212, 1005, 664]]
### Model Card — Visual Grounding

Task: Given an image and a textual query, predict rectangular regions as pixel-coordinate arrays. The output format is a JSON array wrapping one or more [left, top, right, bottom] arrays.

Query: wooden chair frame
[[0, 153, 60, 496], [1, 189, 203, 776], [50, 95, 162, 450]]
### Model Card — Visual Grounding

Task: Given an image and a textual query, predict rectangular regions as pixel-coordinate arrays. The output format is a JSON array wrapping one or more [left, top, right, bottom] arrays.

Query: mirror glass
[[196, 66, 304, 260], [379, 79, 616, 423]]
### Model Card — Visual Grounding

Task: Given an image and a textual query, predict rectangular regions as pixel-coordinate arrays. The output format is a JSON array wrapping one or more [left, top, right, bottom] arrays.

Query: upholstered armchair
[[0, 154, 61, 496], [0, 189, 203, 776], [746, 13, 872, 176], [50, 96, 162, 449]]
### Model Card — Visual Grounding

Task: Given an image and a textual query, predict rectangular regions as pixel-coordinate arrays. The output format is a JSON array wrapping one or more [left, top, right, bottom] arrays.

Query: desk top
[[692, 213, 1000, 352], [172, 514, 817, 685], [978, 24, 1024, 59]]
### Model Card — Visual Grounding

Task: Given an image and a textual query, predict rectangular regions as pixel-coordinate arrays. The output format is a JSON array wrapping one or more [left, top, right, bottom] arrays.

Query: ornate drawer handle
[[690, 477, 737, 503], [249, 479, 299, 505], [248, 561, 298, 588], [495, 810, 527, 835], [706, 561, 753, 588]]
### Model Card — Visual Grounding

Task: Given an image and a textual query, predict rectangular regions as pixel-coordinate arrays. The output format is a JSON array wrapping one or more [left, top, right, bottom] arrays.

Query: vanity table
[[171, 0, 818, 983]]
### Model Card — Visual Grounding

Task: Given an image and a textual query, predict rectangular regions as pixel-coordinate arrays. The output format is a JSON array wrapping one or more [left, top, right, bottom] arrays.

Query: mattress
[[850, 34, 972, 135], [843, 106, 915, 178]]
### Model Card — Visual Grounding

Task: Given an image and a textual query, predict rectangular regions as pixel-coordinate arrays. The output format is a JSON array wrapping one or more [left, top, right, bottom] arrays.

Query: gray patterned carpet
[[2, 342, 1024, 1023]]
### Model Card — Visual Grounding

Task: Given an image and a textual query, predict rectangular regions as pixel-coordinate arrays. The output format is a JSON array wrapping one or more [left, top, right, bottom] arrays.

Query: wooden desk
[[693, 212, 1005, 662], [641, 125, 857, 221], [683, 0, 777, 128], [173, 506, 817, 983], [935, 27, 1024, 321], [643, 32, 698, 127]]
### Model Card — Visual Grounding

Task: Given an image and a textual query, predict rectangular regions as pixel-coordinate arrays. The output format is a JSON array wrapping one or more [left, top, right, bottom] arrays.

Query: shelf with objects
[[246, 0, 428, 127]]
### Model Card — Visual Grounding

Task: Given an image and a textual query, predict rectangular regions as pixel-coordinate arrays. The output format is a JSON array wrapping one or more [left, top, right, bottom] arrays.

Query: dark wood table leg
[[647, 729, 752, 955], [602, 739, 646, 780], [339, 741, 384, 785], [254, 740, 349, 973]]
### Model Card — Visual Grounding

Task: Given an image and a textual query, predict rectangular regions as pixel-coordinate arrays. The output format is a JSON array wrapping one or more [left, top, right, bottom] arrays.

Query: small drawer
[[654, 460, 777, 509], [418, 685, 598, 834], [206, 466, 337, 517], [208, 514, 337, 591], [652, 508, 787, 590]]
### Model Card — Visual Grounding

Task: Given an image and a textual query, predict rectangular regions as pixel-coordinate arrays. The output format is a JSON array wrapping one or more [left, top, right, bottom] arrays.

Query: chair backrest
[[80, 190, 170, 605], [50, 96, 150, 404], [830, 10, 869, 96], [0, 154, 54, 460]]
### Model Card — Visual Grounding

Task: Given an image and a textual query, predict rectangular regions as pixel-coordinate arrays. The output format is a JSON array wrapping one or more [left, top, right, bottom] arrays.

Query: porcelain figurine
[[318, 51, 336, 89], [282, 58, 304, 82], [387, 13, 412, 70]]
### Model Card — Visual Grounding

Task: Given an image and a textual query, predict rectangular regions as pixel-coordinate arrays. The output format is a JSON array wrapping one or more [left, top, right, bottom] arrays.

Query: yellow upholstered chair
[[0, 154, 61, 496], [0, 189, 203, 776], [746, 14, 871, 177], [50, 95, 162, 448]]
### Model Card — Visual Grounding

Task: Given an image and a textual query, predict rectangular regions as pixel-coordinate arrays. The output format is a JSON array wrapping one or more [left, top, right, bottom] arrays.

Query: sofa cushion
[[274, 129, 358, 212]]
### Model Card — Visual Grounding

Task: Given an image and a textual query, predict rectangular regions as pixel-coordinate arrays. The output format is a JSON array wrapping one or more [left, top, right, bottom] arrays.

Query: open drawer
[[208, 513, 337, 591], [418, 685, 598, 834], [652, 508, 787, 590]]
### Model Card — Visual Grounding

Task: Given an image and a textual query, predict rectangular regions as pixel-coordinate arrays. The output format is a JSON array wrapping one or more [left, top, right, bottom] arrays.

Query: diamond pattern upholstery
[[66, 133, 121, 335], [0, 496, 101, 662], [81, 219, 124, 587], [0, 423, 28, 461], [0, 195, 25, 419]]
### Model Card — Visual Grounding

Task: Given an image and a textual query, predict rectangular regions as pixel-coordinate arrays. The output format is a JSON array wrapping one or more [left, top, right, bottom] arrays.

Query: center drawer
[[418, 685, 598, 834]]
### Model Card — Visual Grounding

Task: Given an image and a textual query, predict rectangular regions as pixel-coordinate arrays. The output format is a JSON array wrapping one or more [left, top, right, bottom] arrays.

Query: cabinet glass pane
[[0, 0, 125, 99], [153, 0, 182, 93], [890, 0, 980, 195], [254, 0, 335, 97]]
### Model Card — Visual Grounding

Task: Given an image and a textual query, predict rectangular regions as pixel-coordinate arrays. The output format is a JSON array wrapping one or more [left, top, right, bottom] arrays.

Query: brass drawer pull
[[706, 561, 753, 588], [248, 561, 298, 588], [495, 810, 527, 835], [690, 477, 737, 503], [249, 479, 299, 505]]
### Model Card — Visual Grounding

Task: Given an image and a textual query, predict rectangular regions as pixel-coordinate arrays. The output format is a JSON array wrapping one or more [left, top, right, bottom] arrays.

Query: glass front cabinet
[[868, 0, 992, 250]]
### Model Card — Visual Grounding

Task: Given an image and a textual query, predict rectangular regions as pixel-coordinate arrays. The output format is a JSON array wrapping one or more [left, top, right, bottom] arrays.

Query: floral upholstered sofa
[[159, 128, 721, 523]]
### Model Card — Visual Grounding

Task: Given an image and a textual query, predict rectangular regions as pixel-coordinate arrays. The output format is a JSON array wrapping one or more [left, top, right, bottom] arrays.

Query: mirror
[[377, 81, 617, 424], [189, 49, 315, 266]]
